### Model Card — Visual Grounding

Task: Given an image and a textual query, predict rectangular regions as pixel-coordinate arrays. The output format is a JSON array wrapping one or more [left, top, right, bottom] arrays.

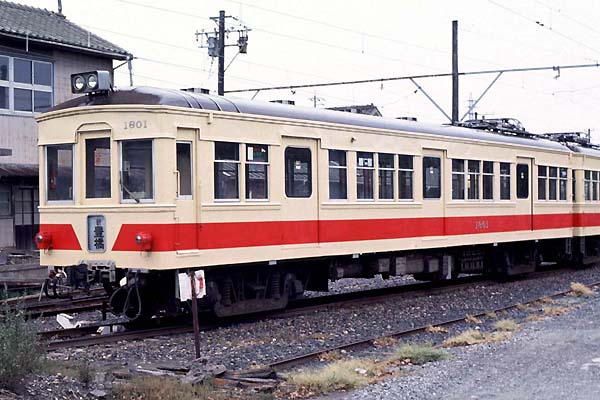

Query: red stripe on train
[[41, 213, 600, 252], [39, 224, 82, 250]]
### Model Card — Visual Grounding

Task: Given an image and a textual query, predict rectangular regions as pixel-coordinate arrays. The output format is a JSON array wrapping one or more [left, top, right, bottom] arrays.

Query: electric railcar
[[36, 72, 600, 319]]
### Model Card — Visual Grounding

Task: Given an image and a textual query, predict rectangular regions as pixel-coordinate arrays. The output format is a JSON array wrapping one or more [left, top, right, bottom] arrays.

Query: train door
[[174, 130, 197, 250], [515, 157, 533, 230], [280, 137, 319, 246]]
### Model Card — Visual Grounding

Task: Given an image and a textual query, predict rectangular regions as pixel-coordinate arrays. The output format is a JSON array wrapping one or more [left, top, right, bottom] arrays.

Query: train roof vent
[[456, 117, 538, 139]]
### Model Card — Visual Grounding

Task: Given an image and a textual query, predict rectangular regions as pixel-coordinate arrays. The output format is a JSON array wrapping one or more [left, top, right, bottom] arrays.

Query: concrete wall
[[0, 45, 114, 165]]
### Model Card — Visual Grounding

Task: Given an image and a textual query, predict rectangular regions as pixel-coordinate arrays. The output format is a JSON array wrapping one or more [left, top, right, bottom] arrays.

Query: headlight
[[73, 75, 85, 91], [87, 74, 98, 89]]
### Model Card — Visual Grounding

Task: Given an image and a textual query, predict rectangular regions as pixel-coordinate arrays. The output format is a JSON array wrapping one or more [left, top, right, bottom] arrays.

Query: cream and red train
[[36, 73, 600, 319]]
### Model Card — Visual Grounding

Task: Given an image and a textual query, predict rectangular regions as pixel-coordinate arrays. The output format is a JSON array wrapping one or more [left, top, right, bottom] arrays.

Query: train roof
[[52, 86, 591, 155]]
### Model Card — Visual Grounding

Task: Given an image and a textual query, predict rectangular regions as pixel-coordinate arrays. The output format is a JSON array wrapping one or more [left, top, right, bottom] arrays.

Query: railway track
[[41, 269, 574, 351], [267, 278, 600, 371], [2, 288, 107, 318]]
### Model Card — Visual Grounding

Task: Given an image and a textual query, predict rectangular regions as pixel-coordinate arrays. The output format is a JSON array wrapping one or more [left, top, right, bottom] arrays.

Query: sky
[[14, 0, 600, 139]]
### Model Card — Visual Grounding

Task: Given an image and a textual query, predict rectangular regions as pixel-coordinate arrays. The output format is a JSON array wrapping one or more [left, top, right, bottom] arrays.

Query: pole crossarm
[[224, 62, 600, 94], [409, 78, 452, 122]]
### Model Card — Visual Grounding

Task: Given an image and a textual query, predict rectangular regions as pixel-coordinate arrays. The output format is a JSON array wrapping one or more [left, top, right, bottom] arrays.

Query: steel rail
[[268, 279, 600, 371]]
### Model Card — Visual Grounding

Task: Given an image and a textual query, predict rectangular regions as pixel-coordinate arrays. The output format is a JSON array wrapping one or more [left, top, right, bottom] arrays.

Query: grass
[[492, 319, 519, 332], [525, 315, 547, 323], [425, 325, 448, 334], [0, 307, 43, 390], [288, 359, 377, 395], [570, 282, 594, 296], [391, 344, 449, 365], [372, 336, 398, 348], [319, 350, 344, 362], [465, 315, 482, 324], [442, 329, 511, 347], [543, 306, 570, 317], [485, 311, 498, 319]]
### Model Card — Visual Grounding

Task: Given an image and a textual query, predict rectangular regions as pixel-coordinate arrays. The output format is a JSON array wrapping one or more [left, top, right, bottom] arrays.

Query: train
[[36, 70, 600, 320]]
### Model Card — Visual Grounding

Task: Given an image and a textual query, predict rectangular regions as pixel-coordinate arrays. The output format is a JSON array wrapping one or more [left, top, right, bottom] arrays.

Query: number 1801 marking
[[124, 120, 147, 129]]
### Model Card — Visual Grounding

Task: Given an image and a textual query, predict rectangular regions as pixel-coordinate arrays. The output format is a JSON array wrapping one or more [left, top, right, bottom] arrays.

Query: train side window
[[328, 150, 347, 200], [177, 142, 192, 198], [357, 152, 374, 200], [559, 168, 568, 201], [517, 163, 529, 199], [46, 144, 73, 202], [500, 162, 511, 200], [483, 161, 494, 200], [572, 170, 576, 202], [451, 159, 465, 200], [467, 160, 480, 200], [593, 171, 599, 201], [585, 170, 591, 201], [398, 155, 413, 200], [121, 140, 153, 202], [245, 144, 268, 200], [86, 138, 111, 199], [378, 153, 394, 200], [548, 167, 558, 200], [214, 142, 239, 200], [423, 156, 441, 199], [538, 166, 547, 200], [285, 147, 311, 198]]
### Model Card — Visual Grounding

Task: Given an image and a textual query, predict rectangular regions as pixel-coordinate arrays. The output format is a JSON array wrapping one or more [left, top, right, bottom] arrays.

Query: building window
[[483, 161, 494, 200], [517, 163, 529, 199], [538, 166, 547, 200], [398, 155, 413, 200], [0, 185, 10, 216], [500, 162, 511, 200], [559, 168, 567, 201], [328, 150, 347, 200], [245, 144, 268, 200], [467, 160, 480, 200], [452, 159, 465, 200], [214, 142, 239, 200], [423, 156, 441, 199], [121, 140, 153, 201], [378, 153, 394, 200], [85, 138, 111, 199], [46, 144, 73, 202], [177, 142, 192, 197], [357, 152, 374, 200], [285, 147, 311, 198], [585, 170, 591, 201], [0, 55, 52, 113]]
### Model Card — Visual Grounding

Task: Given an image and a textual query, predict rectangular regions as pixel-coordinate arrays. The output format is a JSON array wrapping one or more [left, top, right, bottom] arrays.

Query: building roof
[[0, 1, 130, 60]]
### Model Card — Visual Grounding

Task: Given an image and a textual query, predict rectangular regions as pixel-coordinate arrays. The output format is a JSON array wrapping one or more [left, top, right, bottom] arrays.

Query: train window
[[214, 142, 239, 200], [517, 164, 529, 199], [572, 170, 576, 202], [467, 160, 480, 200], [177, 142, 192, 197], [85, 138, 111, 199], [245, 144, 268, 200], [121, 140, 153, 202], [585, 170, 591, 201], [423, 156, 441, 199], [285, 147, 311, 198], [46, 144, 73, 202], [451, 159, 465, 200], [500, 162, 511, 200], [592, 171, 598, 201], [548, 167, 558, 200], [483, 161, 494, 200], [378, 153, 394, 200], [328, 150, 347, 200], [398, 155, 413, 200], [538, 166, 547, 200], [559, 168, 568, 201], [357, 152, 374, 200]]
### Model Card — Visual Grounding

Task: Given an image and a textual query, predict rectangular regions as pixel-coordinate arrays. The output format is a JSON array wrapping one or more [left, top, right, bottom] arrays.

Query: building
[[0, 1, 130, 249], [327, 103, 383, 117]]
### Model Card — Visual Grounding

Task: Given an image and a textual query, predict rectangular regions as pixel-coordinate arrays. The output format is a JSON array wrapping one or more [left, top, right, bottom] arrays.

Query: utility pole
[[197, 11, 251, 96], [452, 20, 459, 125]]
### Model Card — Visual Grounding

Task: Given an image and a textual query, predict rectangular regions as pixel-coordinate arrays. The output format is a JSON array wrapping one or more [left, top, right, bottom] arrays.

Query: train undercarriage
[[46, 236, 600, 321]]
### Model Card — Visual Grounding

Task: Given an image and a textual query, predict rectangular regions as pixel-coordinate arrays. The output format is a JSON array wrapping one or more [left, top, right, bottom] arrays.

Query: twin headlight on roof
[[70, 70, 111, 94]]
